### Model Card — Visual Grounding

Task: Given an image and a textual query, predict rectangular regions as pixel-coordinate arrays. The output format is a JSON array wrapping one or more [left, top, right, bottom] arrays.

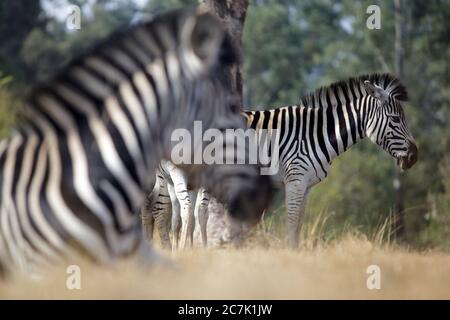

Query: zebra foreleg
[[178, 191, 195, 249], [153, 208, 172, 250], [141, 193, 156, 242], [285, 180, 309, 249], [194, 188, 210, 247], [188, 190, 198, 246], [151, 174, 172, 249], [168, 183, 181, 250]]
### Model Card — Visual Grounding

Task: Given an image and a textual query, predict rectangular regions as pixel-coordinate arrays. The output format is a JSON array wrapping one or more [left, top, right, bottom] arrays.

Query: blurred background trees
[[0, 0, 448, 248]]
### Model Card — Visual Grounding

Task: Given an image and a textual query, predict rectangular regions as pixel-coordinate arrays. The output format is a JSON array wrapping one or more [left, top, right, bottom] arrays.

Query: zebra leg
[[187, 190, 198, 247], [154, 210, 172, 250], [178, 190, 194, 249], [153, 183, 172, 250], [168, 183, 181, 250], [167, 163, 194, 249], [141, 199, 154, 242], [285, 180, 309, 249], [141, 191, 156, 242], [194, 188, 210, 247]]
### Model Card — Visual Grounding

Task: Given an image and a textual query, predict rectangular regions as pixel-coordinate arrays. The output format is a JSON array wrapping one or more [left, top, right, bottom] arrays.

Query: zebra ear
[[188, 12, 227, 69], [364, 80, 389, 103]]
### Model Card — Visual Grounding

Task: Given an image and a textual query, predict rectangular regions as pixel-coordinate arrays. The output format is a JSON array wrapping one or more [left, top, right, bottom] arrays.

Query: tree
[[393, 0, 406, 239], [198, 0, 249, 104], [196, 0, 250, 246]]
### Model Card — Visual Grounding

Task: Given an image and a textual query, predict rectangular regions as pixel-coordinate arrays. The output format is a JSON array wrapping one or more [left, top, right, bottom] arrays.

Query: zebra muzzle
[[397, 141, 418, 171]]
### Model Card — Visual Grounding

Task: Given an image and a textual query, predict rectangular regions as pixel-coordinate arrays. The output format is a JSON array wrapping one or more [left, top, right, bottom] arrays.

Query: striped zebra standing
[[0, 8, 272, 276], [244, 73, 418, 248]]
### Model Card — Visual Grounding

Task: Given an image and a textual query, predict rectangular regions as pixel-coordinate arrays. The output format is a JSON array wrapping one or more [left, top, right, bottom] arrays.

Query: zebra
[[244, 73, 418, 248], [141, 160, 210, 249], [144, 74, 418, 249], [0, 8, 272, 276]]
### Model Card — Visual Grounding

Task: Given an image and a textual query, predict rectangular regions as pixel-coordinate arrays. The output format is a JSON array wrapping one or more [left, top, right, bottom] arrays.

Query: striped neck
[[303, 91, 371, 165], [244, 73, 407, 179]]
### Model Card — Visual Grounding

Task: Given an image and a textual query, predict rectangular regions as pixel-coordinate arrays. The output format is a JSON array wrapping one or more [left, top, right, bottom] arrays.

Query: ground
[[1, 236, 449, 299]]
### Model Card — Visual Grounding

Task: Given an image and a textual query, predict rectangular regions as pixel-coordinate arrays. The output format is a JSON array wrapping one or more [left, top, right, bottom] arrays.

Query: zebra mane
[[301, 73, 408, 108]]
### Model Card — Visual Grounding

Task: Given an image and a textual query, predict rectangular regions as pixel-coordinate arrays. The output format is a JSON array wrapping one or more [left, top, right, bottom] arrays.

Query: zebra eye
[[391, 116, 401, 123]]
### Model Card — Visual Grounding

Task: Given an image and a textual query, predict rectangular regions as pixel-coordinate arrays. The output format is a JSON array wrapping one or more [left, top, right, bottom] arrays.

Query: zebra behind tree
[[0, 8, 272, 276]]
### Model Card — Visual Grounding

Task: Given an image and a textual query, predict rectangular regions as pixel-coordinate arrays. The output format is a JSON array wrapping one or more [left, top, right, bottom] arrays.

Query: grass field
[[1, 232, 450, 299]]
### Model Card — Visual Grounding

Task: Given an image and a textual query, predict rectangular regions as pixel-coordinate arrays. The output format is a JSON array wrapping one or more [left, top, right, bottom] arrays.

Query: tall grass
[[245, 205, 398, 251]]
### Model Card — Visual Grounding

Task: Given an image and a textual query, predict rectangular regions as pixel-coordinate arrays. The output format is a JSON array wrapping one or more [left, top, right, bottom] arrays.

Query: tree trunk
[[393, 0, 406, 239], [195, 0, 249, 246], [198, 0, 249, 104]]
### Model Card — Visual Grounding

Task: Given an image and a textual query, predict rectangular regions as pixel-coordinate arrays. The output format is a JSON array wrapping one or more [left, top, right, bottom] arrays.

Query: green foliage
[[243, 1, 307, 106], [145, 0, 197, 13], [20, 0, 140, 82], [0, 72, 13, 87], [308, 142, 396, 233], [0, 88, 19, 138], [417, 159, 450, 250], [0, 0, 42, 82]]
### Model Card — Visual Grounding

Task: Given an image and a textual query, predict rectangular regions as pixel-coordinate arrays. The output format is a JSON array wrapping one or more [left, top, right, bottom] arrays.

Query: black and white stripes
[[0, 9, 272, 276], [244, 73, 417, 247], [141, 160, 209, 250], [141, 74, 417, 250]]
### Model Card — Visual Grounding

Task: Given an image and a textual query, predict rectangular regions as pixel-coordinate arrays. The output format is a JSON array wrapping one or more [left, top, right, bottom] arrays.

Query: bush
[[417, 158, 450, 250]]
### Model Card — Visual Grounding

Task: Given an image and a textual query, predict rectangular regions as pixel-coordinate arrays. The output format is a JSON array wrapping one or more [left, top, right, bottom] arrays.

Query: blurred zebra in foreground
[[0, 8, 272, 277], [145, 74, 418, 249]]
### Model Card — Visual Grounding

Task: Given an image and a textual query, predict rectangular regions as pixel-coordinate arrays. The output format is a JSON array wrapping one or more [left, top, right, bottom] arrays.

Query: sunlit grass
[[1, 213, 449, 299]]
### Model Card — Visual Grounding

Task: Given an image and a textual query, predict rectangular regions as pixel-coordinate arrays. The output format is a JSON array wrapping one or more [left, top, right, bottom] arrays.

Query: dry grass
[[1, 214, 449, 299], [1, 233, 450, 299]]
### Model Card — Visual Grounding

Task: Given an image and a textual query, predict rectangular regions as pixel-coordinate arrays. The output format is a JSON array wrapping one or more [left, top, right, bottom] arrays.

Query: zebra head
[[363, 77, 418, 170], [160, 10, 273, 224]]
